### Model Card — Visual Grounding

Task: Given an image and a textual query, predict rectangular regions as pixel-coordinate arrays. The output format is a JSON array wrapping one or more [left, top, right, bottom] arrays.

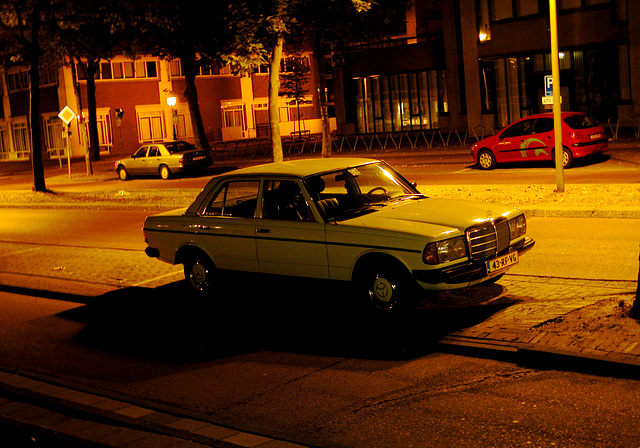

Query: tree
[[130, 0, 232, 151], [54, 0, 129, 168], [224, 0, 408, 161], [296, 0, 410, 157], [0, 0, 61, 192], [280, 52, 312, 139]]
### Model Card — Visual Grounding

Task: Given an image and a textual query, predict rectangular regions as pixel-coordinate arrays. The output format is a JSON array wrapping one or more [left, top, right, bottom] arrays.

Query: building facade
[[332, 0, 638, 137], [0, 54, 325, 161]]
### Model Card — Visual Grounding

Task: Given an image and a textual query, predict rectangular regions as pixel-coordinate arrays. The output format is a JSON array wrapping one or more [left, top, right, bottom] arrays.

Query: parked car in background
[[143, 158, 534, 312], [471, 112, 608, 170], [115, 141, 213, 180]]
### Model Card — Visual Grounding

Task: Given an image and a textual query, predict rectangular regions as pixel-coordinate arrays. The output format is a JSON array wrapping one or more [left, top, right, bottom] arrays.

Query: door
[[145, 146, 162, 174], [127, 146, 149, 175], [192, 180, 261, 272], [496, 118, 549, 162], [256, 179, 329, 278]]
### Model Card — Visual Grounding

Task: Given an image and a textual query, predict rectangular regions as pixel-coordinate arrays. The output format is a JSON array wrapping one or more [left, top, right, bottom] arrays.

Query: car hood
[[339, 197, 520, 237]]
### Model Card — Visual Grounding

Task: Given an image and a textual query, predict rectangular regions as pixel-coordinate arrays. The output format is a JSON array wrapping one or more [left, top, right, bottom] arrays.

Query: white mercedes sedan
[[143, 158, 534, 312]]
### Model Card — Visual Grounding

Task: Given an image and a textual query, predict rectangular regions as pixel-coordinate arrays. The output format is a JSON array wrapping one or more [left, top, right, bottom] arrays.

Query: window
[[96, 110, 113, 148], [0, 126, 9, 160], [89, 60, 159, 80], [7, 71, 29, 92], [355, 69, 447, 133], [137, 110, 165, 142], [222, 104, 246, 129], [43, 117, 65, 157], [619, 45, 631, 101], [12, 122, 30, 158], [204, 181, 260, 218], [263, 180, 311, 222]]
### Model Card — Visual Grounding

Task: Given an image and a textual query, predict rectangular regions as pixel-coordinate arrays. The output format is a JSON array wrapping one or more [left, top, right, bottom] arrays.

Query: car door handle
[[256, 228, 271, 234]]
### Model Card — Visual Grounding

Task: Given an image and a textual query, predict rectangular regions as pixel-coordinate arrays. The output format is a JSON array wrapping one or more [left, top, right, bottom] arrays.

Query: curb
[[0, 369, 309, 448]]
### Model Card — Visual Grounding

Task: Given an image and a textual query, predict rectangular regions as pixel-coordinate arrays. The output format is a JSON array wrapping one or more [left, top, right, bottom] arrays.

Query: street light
[[166, 96, 177, 140]]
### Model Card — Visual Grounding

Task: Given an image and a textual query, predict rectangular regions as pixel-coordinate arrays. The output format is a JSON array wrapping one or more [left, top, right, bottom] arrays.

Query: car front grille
[[467, 218, 510, 260]]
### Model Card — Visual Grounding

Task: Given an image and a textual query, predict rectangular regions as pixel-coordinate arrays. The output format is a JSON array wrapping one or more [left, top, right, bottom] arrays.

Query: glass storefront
[[355, 70, 448, 133], [480, 44, 630, 128]]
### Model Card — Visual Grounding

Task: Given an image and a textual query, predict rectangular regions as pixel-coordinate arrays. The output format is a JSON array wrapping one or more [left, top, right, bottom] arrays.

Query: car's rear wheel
[[553, 147, 574, 169], [159, 165, 171, 180], [355, 261, 416, 312], [117, 166, 129, 181], [478, 150, 497, 170], [183, 252, 216, 297]]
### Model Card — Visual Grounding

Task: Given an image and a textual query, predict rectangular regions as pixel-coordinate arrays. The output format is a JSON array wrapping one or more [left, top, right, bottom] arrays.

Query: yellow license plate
[[486, 252, 518, 273]]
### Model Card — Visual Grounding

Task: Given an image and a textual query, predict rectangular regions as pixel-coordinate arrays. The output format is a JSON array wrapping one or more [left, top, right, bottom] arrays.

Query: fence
[[211, 126, 492, 159]]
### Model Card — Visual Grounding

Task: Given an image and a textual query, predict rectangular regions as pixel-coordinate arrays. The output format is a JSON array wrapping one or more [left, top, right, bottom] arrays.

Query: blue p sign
[[545, 75, 553, 97]]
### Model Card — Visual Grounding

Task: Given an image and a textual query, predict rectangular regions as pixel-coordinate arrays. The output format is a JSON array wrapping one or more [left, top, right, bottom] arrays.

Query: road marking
[[132, 270, 183, 286], [0, 247, 42, 257]]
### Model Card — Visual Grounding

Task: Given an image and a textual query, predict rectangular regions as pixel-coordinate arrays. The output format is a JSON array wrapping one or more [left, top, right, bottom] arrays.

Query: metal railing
[[212, 128, 474, 159]]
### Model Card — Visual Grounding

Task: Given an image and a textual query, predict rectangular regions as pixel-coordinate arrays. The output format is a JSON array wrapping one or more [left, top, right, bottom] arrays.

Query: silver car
[[115, 141, 213, 180]]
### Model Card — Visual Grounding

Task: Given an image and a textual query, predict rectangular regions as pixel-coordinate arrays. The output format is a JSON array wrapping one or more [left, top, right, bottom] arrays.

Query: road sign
[[58, 106, 76, 125], [544, 75, 553, 97]]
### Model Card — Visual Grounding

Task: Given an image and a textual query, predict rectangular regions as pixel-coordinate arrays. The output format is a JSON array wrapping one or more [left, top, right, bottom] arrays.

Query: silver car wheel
[[184, 254, 215, 295], [159, 165, 171, 180]]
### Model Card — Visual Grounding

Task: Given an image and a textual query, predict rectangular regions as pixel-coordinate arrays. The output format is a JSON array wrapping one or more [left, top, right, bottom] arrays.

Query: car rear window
[[563, 114, 597, 130], [165, 142, 194, 153]]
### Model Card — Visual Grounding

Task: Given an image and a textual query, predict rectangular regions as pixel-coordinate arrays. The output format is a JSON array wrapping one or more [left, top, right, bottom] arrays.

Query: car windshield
[[304, 162, 423, 221], [563, 114, 597, 130], [165, 141, 195, 154]]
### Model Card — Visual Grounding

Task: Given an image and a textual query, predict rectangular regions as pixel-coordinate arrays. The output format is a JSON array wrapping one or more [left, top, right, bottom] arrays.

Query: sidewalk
[[1, 142, 639, 447]]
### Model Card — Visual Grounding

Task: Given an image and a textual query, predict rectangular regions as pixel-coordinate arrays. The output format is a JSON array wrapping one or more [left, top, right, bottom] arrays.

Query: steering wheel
[[366, 187, 387, 195]]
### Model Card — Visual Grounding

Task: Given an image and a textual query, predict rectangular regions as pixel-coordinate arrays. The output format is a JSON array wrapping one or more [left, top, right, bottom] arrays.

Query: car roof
[[220, 157, 382, 178], [517, 111, 584, 121]]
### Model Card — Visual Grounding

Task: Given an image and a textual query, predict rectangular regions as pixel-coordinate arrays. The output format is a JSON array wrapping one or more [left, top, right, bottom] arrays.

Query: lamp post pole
[[166, 96, 177, 140], [549, 0, 564, 192]]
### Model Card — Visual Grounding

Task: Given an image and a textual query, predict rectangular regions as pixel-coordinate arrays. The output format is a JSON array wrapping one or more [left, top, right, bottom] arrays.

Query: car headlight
[[508, 214, 527, 239], [423, 237, 468, 265]]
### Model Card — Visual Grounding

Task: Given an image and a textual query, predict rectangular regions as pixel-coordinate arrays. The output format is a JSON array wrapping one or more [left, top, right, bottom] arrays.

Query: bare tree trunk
[[29, 2, 46, 192], [313, 37, 332, 158], [85, 58, 100, 165], [182, 56, 212, 150], [269, 35, 285, 163]]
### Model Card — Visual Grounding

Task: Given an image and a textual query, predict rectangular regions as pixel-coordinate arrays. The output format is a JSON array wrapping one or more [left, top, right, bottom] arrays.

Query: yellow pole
[[549, 0, 564, 192]]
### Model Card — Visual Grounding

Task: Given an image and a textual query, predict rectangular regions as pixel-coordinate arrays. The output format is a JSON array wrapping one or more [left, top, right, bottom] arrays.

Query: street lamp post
[[166, 96, 178, 140], [549, 0, 564, 192]]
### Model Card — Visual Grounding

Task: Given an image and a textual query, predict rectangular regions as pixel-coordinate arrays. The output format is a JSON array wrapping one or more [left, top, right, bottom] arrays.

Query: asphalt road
[[1, 145, 639, 447]]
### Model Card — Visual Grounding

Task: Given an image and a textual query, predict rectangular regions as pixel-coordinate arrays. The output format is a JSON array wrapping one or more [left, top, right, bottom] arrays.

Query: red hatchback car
[[471, 112, 608, 169]]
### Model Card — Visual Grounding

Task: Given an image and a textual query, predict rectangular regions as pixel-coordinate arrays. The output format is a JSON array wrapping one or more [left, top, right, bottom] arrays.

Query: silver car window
[[203, 180, 260, 218]]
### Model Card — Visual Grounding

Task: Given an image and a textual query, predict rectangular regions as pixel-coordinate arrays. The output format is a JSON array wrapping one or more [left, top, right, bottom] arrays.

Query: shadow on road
[[58, 274, 517, 363]]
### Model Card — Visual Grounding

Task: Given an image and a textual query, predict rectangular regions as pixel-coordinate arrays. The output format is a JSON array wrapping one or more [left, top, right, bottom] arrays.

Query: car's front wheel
[[159, 164, 171, 180], [183, 252, 216, 297], [477, 149, 497, 170], [117, 166, 129, 181], [356, 262, 416, 312]]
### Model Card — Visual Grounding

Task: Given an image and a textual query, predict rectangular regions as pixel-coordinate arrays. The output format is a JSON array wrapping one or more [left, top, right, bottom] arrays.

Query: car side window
[[148, 146, 160, 157], [133, 147, 148, 158], [502, 119, 534, 138], [203, 181, 260, 218], [262, 180, 313, 222], [533, 118, 553, 134]]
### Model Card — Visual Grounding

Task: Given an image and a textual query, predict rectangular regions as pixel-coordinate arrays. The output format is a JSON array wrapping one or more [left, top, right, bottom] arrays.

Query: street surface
[[0, 145, 639, 447]]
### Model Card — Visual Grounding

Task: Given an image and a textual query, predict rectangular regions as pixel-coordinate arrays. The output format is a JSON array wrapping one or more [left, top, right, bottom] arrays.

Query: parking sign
[[544, 75, 553, 97]]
